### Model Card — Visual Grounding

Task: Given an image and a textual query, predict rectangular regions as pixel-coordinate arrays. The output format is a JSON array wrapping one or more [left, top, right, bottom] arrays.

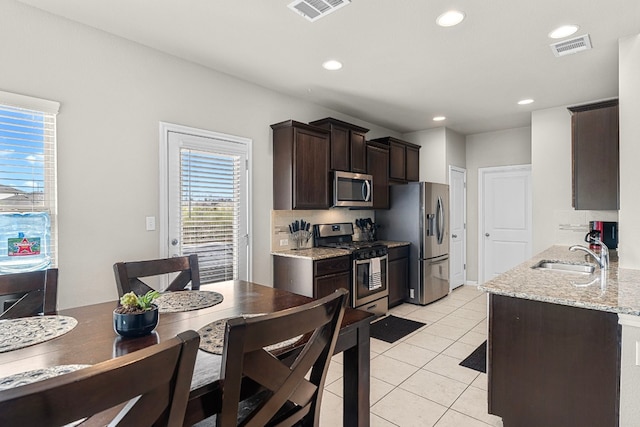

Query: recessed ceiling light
[[322, 60, 343, 71], [433, 116, 446, 121], [548, 25, 579, 39], [517, 99, 535, 105], [436, 10, 465, 27]]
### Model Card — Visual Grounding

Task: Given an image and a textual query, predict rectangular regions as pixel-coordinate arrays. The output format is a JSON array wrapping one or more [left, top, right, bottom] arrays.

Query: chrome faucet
[[569, 237, 609, 269]]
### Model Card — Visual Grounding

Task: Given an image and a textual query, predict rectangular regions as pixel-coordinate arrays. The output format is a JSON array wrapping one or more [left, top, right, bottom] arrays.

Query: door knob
[[485, 233, 490, 237]]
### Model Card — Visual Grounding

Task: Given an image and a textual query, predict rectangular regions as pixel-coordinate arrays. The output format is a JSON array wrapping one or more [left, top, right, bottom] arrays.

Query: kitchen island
[[479, 246, 640, 427]]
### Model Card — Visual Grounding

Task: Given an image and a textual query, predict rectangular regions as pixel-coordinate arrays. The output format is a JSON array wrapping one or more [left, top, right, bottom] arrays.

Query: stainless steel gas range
[[314, 223, 389, 315]]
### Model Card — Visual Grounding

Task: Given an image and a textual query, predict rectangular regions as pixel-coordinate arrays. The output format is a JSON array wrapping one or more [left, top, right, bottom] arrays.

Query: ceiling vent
[[550, 34, 592, 57], [287, 0, 351, 22]]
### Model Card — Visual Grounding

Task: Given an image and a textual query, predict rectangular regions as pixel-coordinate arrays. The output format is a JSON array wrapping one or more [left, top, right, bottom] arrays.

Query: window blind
[[180, 148, 241, 284], [0, 92, 58, 271]]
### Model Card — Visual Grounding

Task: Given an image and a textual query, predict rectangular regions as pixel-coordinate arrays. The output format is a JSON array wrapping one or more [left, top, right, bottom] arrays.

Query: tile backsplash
[[554, 209, 619, 245], [271, 209, 375, 251]]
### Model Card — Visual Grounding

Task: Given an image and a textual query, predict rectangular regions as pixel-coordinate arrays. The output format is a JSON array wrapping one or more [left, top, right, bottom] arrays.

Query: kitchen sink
[[531, 260, 596, 274]]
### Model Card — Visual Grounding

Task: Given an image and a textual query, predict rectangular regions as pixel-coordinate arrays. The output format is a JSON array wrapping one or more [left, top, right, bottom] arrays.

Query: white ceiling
[[17, 0, 640, 135]]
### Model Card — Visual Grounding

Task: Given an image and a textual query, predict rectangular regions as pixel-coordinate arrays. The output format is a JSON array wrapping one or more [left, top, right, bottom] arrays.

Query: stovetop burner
[[313, 222, 387, 259]]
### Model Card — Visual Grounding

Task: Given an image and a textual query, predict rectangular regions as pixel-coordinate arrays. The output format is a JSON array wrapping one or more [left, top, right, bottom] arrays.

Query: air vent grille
[[288, 0, 351, 22], [550, 34, 592, 57]]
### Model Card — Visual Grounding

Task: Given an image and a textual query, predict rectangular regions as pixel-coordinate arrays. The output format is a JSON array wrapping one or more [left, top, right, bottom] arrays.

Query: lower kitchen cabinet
[[273, 255, 351, 301], [488, 294, 620, 427], [387, 245, 409, 307]]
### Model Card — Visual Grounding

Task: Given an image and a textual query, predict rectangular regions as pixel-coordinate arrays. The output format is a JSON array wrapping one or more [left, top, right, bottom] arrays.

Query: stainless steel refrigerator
[[377, 182, 449, 305]]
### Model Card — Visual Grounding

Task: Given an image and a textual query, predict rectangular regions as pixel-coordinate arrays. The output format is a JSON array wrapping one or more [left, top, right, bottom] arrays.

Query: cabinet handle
[[452, 234, 458, 238], [485, 233, 490, 237]]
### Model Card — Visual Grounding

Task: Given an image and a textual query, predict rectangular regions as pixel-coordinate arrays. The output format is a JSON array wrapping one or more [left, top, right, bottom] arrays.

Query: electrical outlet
[[279, 239, 288, 246], [410, 289, 415, 299]]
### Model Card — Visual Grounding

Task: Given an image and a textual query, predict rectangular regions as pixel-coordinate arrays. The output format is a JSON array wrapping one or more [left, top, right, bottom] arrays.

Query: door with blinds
[[164, 126, 250, 284]]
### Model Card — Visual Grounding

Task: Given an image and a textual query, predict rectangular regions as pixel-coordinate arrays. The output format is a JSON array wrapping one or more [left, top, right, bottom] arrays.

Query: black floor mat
[[459, 340, 487, 373], [370, 315, 425, 343]]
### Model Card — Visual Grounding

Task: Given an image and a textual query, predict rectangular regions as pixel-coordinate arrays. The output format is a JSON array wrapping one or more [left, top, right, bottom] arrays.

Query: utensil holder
[[291, 230, 311, 250]]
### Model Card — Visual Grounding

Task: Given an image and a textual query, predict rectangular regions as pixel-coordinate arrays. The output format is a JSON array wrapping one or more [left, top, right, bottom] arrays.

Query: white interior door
[[449, 166, 466, 290], [479, 165, 532, 284], [160, 123, 251, 284]]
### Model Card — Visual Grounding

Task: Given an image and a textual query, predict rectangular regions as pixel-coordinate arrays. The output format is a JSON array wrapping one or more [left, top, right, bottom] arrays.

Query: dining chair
[[113, 254, 200, 296], [0, 268, 58, 320], [208, 288, 348, 427], [0, 330, 200, 427]]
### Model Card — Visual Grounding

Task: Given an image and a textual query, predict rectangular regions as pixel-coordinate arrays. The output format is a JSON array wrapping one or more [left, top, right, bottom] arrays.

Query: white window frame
[[159, 122, 252, 282], [0, 91, 59, 272]]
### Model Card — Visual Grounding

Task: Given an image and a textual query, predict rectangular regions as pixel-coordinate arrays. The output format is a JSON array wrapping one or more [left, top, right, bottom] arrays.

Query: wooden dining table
[[0, 280, 374, 426]]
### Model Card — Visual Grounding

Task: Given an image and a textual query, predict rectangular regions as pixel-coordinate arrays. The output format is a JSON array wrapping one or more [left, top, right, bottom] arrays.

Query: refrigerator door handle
[[436, 196, 445, 245]]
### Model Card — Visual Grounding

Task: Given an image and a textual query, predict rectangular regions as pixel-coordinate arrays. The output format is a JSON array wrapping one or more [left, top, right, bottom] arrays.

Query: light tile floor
[[320, 285, 504, 427]]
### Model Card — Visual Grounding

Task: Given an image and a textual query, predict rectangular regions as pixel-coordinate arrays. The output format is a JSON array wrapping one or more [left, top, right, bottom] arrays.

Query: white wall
[[403, 127, 447, 183], [445, 128, 466, 171], [618, 33, 640, 427], [618, 34, 640, 268], [1, 1, 399, 309], [465, 127, 532, 282]]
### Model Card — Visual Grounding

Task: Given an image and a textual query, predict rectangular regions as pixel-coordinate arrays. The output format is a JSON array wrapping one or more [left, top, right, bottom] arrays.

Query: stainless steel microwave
[[333, 171, 373, 207]]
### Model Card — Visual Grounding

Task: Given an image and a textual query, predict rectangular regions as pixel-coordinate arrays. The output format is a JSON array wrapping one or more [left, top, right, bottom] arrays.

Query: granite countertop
[[479, 245, 640, 315], [271, 240, 411, 260]]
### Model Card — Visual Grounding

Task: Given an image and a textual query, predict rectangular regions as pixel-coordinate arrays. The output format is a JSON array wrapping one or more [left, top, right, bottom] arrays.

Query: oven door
[[353, 255, 388, 308]]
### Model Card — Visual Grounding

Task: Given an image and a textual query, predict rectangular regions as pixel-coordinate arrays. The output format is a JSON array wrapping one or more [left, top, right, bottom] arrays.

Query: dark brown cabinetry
[[488, 294, 620, 427], [273, 255, 351, 302], [309, 118, 369, 173], [568, 99, 619, 210], [387, 245, 409, 307], [370, 137, 421, 183], [271, 120, 331, 210], [366, 141, 390, 209]]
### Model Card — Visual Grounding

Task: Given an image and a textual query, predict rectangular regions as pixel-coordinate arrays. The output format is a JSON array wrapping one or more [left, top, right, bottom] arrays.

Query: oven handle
[[354, 254, 388, 265]]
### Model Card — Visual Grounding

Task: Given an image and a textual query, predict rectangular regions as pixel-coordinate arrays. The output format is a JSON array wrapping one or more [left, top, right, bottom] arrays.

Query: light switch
[[145, 216, 156, 231]]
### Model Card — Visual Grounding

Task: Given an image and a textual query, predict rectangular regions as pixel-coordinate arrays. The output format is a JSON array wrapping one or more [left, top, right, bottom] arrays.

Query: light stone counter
[[271, 247, 350, 260], [479, 245, 640, 315]]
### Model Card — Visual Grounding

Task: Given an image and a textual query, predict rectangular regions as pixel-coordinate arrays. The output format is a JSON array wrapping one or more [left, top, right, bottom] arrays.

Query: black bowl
[[113, 306, 159, 337]]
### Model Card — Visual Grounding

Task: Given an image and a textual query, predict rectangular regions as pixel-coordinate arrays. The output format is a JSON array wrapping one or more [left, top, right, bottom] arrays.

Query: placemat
[[154, 290, 224, 313], [197, 314, 303, 355], [0, 364, 90, 391], [0, 315, 78, 353]]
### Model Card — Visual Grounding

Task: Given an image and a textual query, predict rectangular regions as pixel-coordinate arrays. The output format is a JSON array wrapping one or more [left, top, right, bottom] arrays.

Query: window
[[161, 123, 251, 285], [0, 91, 59, 274]]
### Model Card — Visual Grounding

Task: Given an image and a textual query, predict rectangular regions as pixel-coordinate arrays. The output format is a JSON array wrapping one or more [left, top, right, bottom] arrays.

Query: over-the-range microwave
[[333, 171, 373, 208]]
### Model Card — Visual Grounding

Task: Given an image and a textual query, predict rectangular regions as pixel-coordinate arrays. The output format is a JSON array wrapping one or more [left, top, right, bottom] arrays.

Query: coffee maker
[[589, 221, 618, 249]]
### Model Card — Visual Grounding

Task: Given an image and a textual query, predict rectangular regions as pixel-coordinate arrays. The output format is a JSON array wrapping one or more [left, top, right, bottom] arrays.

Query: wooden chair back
[[0, 268, 58, 319], [217, 288, 348, 427], [113, 254, 200, 296], [0, 330, 200, 427]]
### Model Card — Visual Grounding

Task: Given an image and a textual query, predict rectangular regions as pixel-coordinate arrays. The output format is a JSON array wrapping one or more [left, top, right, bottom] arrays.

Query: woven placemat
[[0, 315, 78, 353], [197, 314, 303, 355], [0, 364, 91, 391], [154, 290, 224, 313]]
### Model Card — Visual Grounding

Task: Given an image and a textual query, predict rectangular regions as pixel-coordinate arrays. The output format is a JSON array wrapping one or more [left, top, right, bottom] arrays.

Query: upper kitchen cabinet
[[366, 141, 390, 209], [370, 137, 421, 183], [568, 99, 619, 210], [309, 118, 369, 173], [271, 120, 331, 210]]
